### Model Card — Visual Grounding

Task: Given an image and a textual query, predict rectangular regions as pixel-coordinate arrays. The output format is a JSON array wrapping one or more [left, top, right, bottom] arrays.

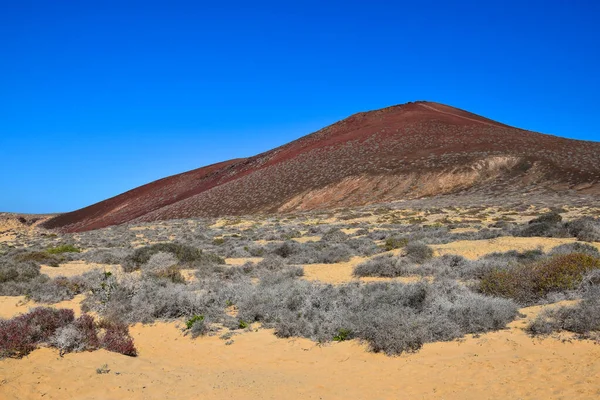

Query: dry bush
[[529, 287, 600, 337], [123, 243, 223, 272]]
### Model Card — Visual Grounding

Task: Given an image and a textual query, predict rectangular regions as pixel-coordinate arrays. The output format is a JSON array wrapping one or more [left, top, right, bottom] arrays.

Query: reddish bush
[[74, 314, 100, 349], [0, 308, 137, 358], [23, 307, 75, 342], [0, 307, 74, 358], [0, 318, 36, 358], [98, 319, 137, 357]]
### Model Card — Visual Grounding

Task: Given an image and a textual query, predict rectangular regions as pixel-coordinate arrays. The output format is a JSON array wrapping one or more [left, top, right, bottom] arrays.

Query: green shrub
[[186, 315, 204, 330], [383, 237, 408, 251], [333, 328, 352, 342], [480, 253, 600, 304], [185, 315, 209, 338], [47, 244, 81, 254]]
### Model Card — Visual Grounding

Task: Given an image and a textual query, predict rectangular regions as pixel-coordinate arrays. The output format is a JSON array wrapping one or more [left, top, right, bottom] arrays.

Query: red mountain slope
[[43, 101, 600, 232]]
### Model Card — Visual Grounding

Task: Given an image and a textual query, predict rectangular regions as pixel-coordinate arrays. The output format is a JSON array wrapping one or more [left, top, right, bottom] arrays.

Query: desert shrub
[[408, 251, 547, 281], [353, 254, 416, 278], [345, 237, 382, 256], [367, 230, 389, 241], [142, 252, 178, 272], [529, 287, 600, 337], [283, 230, 302, 240], [195, 264, 248, 281], [236, 279, 517, 355], [519, 222, 567, 238], [123, 243, 223, 272], [13, 251, 63, 267], [97, 319, 137, 356], [320, 229, 348, 243], [255, 255, 285, 271], [0, 257, 40, 284], [383, 237, 408, 251], [356, 305, 435, 353], [0, 255, 82, 300], [238, 320, 249, 329], [480, 253, 600, 305], [185, 315, 211, 338], [414, 254, 473, 278], [530, 212, 563, 225], [49, 314, 100, 355], [272, 242, 296, 258], [566, 217, 600, 242], [333, 328, 352, 342], [405, 242, 434, 263], [152, 266, 186, 284], [245, 245, 265, 257], [270, 241, 354, 264], [518, 212, 570, 238], [186, 314, 204, 329], [549, 242, 599, 257], [484, 249, 545, 263], [83, 278, 198, 323], [308, 244, 353, 264], [47, 244, 81, 254], [0, 307, 74, 358], [78, 248, 132, 264], [139, 252, 185, 283], [81, 271, 249, 325], [26, 275, 87, 303]]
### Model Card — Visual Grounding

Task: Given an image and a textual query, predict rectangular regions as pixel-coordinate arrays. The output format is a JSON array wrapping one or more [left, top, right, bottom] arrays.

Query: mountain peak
[[43, 103, 600, 232]]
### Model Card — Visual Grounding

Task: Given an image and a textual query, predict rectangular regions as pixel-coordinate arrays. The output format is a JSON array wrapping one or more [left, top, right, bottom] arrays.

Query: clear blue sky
[[1, 0, 599, 213]]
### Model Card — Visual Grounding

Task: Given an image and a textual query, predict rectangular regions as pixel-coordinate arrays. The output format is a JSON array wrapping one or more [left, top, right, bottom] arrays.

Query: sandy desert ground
[[1, 295, 599, 400], [1, 205, 600, 399]]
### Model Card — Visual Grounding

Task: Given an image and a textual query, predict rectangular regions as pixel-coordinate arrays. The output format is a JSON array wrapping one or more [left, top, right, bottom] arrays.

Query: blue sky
[[1, 0, 599, 213]]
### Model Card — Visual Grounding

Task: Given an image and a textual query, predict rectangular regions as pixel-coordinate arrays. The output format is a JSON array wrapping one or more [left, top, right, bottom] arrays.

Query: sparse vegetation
[[236, 278, 518, 355], [3, 203, 600, 363]]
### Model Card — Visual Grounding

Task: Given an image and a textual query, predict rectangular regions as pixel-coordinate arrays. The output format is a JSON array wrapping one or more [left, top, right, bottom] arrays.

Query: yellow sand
[[432, 237, 600, 260], [224, 257, 264, 266], [41, 262, 120, 279], [302, 256, 367, 284], [0, 295, 85, 319], [292, 236, 320, 243], [302, 237, 600, 284], [303, 257, 421, 285], [1, 297, 599, 399]]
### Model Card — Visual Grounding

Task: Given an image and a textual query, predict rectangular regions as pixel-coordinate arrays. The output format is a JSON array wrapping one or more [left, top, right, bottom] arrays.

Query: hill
[[43, 101, 600, 232]]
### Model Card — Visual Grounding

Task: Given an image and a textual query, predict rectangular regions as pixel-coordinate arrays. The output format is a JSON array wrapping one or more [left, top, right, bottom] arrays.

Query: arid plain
[[2, 202, 600, 399]]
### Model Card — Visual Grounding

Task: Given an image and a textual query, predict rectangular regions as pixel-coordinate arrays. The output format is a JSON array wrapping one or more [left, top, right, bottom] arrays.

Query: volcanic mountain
[[44, 101, 600, 232]]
